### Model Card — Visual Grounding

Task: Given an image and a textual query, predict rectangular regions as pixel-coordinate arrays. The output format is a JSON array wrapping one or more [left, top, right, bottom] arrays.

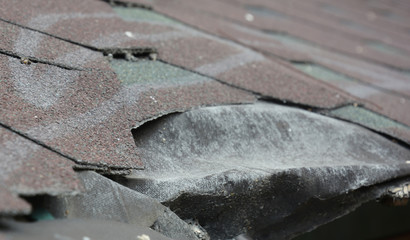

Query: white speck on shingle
[[136, 234, 150, 240], [125, 31, 134, 38], [245, 13, 254, 22], [150, 96, 158, 103]]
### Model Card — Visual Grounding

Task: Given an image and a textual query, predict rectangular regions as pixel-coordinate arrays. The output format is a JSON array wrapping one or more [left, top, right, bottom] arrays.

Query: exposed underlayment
[[1, 0, 410, 239], [121, 102, 410, 239]]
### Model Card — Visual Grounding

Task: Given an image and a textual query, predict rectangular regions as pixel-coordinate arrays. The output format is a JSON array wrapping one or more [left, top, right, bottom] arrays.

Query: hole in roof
[[292, 63, 355, 83], [15, 195, 55, 222], [113, 6, 180, 25], [245, 5, 289, 19], [330, 105, 410, 130], [102, 0, 152, 9], [365, 41, 410, 59], [110, 59, 210, 86], [102, 48, 156, 60]]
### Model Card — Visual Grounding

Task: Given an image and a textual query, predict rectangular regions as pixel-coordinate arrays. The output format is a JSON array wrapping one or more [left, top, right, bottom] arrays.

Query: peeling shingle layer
[[0, 53, 254, 171]]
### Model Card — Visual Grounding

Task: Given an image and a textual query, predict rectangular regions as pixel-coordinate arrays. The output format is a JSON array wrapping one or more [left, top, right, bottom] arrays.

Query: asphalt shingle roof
[[0, 0, 409, 216]]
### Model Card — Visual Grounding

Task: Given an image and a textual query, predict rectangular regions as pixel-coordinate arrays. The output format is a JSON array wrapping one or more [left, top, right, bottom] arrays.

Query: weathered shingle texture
[[0, 0, 409, 215]]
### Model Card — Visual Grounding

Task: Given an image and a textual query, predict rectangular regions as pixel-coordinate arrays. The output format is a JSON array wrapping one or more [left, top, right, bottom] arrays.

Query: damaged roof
[[0, 0, 410, 227]]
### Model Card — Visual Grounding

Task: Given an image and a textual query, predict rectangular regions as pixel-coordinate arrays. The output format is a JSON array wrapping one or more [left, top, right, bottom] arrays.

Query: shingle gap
[[102, 47, 157, 61], [0, 49, 83, 71], [101, 0, 153, 10]]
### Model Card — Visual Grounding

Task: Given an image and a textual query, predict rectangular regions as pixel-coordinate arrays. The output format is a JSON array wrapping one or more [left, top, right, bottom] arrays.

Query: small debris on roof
[[20, 57, 31, 65]]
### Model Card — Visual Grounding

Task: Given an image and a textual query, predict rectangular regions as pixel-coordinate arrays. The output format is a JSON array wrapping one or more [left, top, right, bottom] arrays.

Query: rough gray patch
[[8, 57, 81, 109], [123, 102, 410, 239], [46, 171, 203, 240]]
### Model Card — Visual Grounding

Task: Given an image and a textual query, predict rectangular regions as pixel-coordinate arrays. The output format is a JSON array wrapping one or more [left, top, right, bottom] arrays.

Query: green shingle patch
[[293, 63, 355, 83], [330, 106, 410, 130], [110, 59, 209, 86], [113, 7, 180, 25]]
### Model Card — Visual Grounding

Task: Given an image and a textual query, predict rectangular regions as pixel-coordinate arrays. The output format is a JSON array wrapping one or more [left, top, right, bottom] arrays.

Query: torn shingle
[[0, 53, 254, 171], [0, 185, 31, 216], [0, 125, 82, 216], [125, 102, 410, 238]]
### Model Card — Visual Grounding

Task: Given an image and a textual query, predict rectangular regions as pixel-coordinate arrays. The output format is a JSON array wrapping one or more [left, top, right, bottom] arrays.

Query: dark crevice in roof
[[100, 0, 153, 10], [73, 165, 133, 175], [258, 97, 354, 112], [102, 47, 157, 61], [0, 49, 83, 71], [0, 121, 141, 173]]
